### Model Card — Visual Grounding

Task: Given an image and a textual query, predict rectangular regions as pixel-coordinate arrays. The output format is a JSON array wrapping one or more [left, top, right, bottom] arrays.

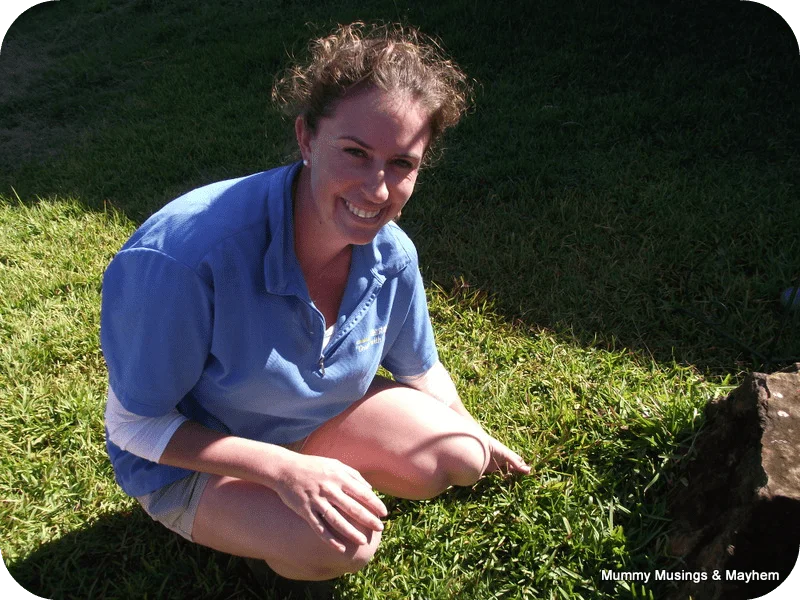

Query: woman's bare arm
[[159, 420, 387, 551]]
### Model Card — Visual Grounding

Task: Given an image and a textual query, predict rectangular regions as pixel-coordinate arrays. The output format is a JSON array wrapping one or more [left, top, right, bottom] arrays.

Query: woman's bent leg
[[190, 475, 381, 581], [189, 377, 485, 578], [302, 376, 491, 500]]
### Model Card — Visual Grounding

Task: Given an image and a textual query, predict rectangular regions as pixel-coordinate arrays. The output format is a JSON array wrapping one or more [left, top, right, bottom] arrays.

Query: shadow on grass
[[3, 0, 797, 378], [405, 0, 800, 376], [6, 508, 270, 600]]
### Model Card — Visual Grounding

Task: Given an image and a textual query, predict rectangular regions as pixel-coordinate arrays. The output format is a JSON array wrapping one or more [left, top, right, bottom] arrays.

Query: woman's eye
[[345, 147, 367, 158], [394, 159, 414, 170]]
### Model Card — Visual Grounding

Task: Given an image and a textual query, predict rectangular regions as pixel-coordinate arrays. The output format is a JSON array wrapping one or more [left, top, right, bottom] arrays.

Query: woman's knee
[[442, 429, 490, 487], [402, 429, 489, 498], [191, 476, 381, 580], [268, 528, 382, 580]]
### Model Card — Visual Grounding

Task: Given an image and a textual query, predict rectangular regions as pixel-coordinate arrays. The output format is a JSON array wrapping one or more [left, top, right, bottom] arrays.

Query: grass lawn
[[1, 0, 798, 598]]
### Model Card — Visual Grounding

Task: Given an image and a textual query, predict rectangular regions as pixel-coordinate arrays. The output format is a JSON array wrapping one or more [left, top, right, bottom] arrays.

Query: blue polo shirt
[[101, 161, 439, 497]]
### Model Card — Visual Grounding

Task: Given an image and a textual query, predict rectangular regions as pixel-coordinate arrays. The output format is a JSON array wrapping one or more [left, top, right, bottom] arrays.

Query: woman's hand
[[273, 453, 387, 553], [484, 435, 531, 476], [441, 394, 531, 477]]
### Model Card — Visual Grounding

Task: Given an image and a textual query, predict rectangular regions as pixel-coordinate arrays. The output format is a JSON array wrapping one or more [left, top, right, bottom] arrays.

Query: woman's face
[[295, 86, 431, 247]]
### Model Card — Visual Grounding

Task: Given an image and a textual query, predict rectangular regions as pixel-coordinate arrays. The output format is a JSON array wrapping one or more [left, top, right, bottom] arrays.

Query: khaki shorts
[[135, 437, 308, 541], [136, 471, 212, 541]]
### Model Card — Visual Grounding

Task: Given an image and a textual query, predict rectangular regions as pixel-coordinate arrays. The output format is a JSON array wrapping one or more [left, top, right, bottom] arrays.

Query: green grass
[[1, 0, 798, 598]]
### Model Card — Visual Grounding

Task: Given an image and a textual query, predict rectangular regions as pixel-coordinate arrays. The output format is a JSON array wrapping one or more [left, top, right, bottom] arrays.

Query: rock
[[666, 364, 800, 600]]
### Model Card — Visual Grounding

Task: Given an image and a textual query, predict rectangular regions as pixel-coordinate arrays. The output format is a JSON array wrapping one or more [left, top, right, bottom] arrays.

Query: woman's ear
[[295, 115, 312, 163]]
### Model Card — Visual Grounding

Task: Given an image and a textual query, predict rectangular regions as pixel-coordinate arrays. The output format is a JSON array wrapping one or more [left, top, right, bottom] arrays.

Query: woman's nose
[[364, 170, 389, 204]]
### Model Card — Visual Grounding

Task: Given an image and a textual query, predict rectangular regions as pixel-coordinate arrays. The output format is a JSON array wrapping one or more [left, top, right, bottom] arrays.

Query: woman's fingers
[[331, 486, 385, 532], [278, 455, 386, 551], [308, 506, 349, 552], [302, 497, 363, 552], [312, 475, 385, 547], [488, 437, 531, 475], [316, 498, 372, 547], [502, 446, 531, 473], [343, 470, 388, 518], [342, 463, 372, 487]]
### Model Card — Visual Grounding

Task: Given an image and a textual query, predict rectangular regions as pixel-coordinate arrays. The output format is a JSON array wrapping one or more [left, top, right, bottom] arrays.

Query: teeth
[[345, 200, 380, 219]]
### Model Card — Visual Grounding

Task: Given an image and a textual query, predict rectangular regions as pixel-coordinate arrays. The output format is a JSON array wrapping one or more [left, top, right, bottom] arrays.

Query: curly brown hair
[[272, 22, 472, 162]]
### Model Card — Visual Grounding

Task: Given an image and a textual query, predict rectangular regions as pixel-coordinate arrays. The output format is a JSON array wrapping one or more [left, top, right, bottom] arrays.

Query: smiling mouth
[[344, 199, 381, 220]]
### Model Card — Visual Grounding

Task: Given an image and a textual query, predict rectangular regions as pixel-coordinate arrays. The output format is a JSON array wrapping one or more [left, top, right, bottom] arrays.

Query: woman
[[101, 22, 530, 583]]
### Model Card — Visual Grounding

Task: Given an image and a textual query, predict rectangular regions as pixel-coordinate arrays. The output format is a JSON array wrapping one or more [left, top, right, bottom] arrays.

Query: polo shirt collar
[[262, 161, 409, 296]]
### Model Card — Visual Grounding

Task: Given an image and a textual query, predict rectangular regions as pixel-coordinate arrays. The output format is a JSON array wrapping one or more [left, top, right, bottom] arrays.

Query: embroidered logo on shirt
[[356, 325, 387, 352]]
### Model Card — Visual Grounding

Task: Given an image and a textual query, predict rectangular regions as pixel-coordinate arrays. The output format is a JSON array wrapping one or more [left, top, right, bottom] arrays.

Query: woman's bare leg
[[189, 376, 487, 579], [191, 475, 381, 581], [302, 376, 491, 499]]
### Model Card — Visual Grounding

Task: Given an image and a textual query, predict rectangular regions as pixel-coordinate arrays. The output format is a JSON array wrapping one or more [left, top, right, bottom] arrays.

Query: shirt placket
[[315, 274, 385, 377]]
